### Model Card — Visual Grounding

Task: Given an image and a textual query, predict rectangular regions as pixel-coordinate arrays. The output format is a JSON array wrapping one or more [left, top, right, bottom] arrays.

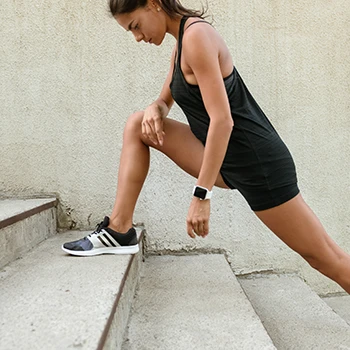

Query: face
[[116, 1, 167, 46]]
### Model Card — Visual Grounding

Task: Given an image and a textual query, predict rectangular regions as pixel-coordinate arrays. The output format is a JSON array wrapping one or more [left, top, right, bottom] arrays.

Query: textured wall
[[1, 0, 349, 294]]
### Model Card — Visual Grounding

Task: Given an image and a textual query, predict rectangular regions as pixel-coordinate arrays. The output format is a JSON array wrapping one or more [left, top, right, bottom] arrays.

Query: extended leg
[[109, 111, 229, 232], [255, 193, 350, 293]]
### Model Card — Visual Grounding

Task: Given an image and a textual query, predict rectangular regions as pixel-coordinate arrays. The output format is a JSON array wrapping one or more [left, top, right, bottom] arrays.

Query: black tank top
[[170, 16, 285, 187]]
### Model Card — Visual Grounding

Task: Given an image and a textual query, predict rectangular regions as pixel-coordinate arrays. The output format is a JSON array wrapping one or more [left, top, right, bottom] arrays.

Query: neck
[[165, 16, 183, 40]]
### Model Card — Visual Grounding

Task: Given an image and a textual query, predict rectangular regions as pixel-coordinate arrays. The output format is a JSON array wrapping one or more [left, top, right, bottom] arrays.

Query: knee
[[301, 251, 341, 279], [123, 111, 144, 138], [302, 254, 323, 271]]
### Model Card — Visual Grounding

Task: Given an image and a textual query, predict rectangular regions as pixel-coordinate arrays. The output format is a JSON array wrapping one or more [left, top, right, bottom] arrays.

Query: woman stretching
[[62, 0, 350, 294]]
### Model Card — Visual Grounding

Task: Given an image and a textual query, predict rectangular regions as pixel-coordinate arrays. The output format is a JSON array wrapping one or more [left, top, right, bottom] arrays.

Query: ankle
[[108, 216, 132, 234]]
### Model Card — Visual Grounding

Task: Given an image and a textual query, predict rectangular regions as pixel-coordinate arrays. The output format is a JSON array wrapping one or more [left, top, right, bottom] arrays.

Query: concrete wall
[[1, 0, 349, 294]]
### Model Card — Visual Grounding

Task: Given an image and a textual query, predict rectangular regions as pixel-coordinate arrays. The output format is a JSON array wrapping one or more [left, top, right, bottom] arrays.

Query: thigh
[[254, 193, 342, 259], [137, 112, 229, 189]]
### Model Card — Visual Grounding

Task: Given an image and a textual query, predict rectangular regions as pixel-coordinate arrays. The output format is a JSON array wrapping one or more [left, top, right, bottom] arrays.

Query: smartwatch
[[193, 186, 212, 200]]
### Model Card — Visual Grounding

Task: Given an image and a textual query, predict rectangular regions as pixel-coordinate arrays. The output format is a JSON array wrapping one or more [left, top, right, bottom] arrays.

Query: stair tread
[[239, 274, 350, 349], [0, 229, 142, 350], [323, 295, 350, 325], [0, 198, 57, 269], [0, 198, 56, 222], [122, 254, 276, 350]]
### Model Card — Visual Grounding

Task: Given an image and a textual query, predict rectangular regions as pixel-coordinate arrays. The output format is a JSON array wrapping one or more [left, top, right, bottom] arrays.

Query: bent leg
[[255, 193, 350, 293], [109, 111, 229, 232]]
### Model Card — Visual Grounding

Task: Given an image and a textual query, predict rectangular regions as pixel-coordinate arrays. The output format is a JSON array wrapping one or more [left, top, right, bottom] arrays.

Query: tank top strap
[[176, 16, 188, 67], [186, 20, 211, 30]]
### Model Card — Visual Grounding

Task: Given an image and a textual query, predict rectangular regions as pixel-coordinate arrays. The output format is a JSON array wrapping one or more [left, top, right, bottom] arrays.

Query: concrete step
[[122, 254, 276, 350], [323, 294, 350, 326], [0, 228, 145, 350], [238, 274, 350, 350], [0, 198, 57, 269]]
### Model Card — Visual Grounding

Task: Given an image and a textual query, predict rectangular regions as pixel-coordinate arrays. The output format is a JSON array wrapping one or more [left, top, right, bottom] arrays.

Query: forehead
[[115, 8, 144, 30]]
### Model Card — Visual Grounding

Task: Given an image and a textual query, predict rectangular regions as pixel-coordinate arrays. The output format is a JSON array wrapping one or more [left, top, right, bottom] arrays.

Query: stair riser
[[0, 208, 56, 269], [122, 255, 276, 350], [102, 242, 144, 350], [239, 274, 350, 349]]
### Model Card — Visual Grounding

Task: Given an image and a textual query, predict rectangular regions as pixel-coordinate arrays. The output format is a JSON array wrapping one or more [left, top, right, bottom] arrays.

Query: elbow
[[223, 119, 234, 139], [220, 118, 234, 131], [209, 118, 234, 138], [211, 117, 233, 127], [220, 115, 234, 129]]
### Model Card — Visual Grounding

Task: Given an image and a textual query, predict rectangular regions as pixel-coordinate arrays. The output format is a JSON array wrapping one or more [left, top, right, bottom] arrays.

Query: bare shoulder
[[182, 20, 220, 52], [181, 19, 233, 73]]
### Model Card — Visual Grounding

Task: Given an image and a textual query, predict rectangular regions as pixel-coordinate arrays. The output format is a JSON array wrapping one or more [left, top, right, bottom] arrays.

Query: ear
[[149, 0, 161, 12]]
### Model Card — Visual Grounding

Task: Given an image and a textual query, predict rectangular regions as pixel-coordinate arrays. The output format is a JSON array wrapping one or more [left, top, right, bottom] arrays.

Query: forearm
[[197, 119, 233, 189], [150, 98, 173, 119]]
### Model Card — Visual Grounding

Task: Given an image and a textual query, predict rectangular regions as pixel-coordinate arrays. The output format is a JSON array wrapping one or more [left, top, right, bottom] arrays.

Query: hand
[[142, 103, 165, 146], [186, 197, 210, 238]]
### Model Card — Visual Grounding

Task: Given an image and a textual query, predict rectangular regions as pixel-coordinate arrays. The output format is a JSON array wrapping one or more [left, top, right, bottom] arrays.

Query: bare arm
[[183, 26, 234, 191], [181, 24, 234, 238]]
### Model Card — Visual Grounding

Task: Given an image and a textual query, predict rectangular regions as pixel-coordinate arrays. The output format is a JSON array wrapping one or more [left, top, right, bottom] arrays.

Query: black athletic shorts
[[219, 132, 300, 211]]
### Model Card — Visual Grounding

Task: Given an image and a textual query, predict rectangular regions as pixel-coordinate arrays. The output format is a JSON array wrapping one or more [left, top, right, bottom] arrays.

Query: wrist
[[193, 185, 212, 200], [152, 99, 168, 116], [149, 101, 160, 111]]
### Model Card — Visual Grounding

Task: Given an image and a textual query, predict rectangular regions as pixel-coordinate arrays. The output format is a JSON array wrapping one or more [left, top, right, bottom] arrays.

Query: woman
[[62, 0, 350, 293]]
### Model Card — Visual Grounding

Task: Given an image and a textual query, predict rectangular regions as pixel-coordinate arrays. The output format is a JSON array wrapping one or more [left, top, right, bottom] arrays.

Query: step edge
[[0, 198, 57, 230], [97, 228, 145, 350], [121, 253, 277, 350], [238, 272, 350, 347]]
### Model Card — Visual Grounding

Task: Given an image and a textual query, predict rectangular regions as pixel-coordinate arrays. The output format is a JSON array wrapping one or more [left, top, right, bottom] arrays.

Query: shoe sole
[[61, 244, 139, 256]]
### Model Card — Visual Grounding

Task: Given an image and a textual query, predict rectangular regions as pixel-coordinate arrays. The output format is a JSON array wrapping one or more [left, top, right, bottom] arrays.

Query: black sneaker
[[61, 216, 139, 256]]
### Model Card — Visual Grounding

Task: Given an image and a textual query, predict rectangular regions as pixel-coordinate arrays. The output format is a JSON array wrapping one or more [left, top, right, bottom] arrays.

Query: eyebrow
[[127, 20, 134, 31]]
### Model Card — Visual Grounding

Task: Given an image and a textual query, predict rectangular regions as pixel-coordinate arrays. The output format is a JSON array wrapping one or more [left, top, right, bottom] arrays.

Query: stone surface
[[0, 199, 57, 269], [323, 295, 350, 326], [104, 233, 145, 350], [0, 229, 143, 350], [0, 198, 56, 222], [122, 254, 276, 350], [239, 274, 350, 350]]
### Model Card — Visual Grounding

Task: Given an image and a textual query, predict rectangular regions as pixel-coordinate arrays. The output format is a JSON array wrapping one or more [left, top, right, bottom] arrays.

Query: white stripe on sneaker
[[97, 235, 109, 247], [102, 229, 121, 247], [88, 233, 107, 248], [87, 229, 123, 249]]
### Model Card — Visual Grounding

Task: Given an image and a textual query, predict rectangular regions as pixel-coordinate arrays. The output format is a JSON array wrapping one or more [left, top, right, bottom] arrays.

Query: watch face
[[194, 187, 207, 199]]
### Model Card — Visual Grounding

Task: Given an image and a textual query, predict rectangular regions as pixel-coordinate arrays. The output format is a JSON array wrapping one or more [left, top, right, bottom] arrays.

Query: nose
[[134, 32, 144, 43]]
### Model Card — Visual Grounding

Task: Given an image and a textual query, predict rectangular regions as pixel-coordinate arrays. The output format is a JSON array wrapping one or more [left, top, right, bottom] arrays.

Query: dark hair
[[109, 0, 207, 19]]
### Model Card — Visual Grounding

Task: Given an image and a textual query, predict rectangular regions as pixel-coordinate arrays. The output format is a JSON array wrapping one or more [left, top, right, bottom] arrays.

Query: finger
[[192, 219, 200, 236], [203, 220, 209, 237], [197, 220, 204, 237], [156, 130, 163, 146], [142, 120, 155, 143], [154, 119, 164, 146], [148, 118, 157, 135], [144, 122, 158, 145], [141, 120, 146, 137], [186, 220, 196, 239], [149, 120, 160, 145]]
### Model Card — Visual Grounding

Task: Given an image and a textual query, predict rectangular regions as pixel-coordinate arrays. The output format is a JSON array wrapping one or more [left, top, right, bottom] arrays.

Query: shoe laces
[[88, 221, 105, 237]]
